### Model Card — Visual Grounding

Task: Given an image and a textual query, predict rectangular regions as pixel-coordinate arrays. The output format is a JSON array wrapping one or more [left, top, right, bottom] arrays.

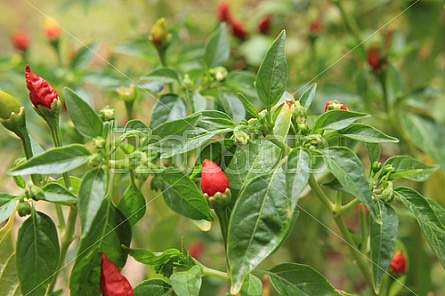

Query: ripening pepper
[[230, 19, 248, 40], [11, 30, 29, 52], [258, 15, 272, 34], [366, 46, 386, 71], [149, 18, 172, 50], [324, 100, 348, 112], [25, 64, 58, 109], [309, 18, 322, 35], [216, 1, 232, 22], [100, 252, 134, 296], [44, 18, 61, 40], [200, 159, 229, 197], [389, 250, 406, 274]]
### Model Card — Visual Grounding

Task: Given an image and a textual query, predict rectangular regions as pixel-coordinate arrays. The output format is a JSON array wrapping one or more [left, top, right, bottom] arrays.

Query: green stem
[[193, 259, 229, 281], [339, 198, 361, 215], [269, 137, 291, 155], [308, 174, 334, 213], [376, 70, 390, 114], [334, 0, 366, 57], [215, 208, 230, 248], [124, 100, 135, 121], [17, 130, 42, 186]]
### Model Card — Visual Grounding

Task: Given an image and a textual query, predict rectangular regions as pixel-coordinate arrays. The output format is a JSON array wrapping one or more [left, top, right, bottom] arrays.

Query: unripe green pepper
[[0, 90, 21, 120], [17, 201, 32, 217]]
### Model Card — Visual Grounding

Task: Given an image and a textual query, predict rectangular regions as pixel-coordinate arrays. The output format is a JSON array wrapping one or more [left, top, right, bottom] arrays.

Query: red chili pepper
[[324, 100, 348, 112], [44, 18, 61, 40], [11, 30, 29, 52], [310, 18, 323, 35], [216, 1, 232, 22], [200, 159, 229, 197], [24, 64, 58, 109], [366, 46, 386, 71], [188, 241, 205, 259], [258, 15, 272, 34], [100, 252, 134, 296], [389, 250, 406, 274], [230, 19, 248, 40]]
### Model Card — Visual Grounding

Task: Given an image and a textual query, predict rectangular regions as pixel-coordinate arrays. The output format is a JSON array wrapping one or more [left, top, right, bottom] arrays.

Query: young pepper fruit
[[100, 252, 133, 296], [200, 159, 229, 197], [324, 100, 348, 112], [389, 250, 407, 274]]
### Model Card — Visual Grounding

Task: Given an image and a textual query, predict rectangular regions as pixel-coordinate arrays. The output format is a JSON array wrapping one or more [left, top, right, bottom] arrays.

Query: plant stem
[[334, 0, 366, 57], [308, 174, 334, 213], [193, 259, 229, 281], [17, 129, 42, 186]]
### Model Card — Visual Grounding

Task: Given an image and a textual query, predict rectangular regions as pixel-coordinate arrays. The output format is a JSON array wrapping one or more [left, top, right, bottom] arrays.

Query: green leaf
[[78, 169, 107, 237], [385, 155, 438, 182], [8, 144, 90, 176], [370, 203, 398, 294], [125, 119, 148, 131], [312, 110, 370, 133], [70, 200, 131, 296], [395, 187, 445, 268], [64, 87, 104, 138], [268, 263, 342, 296], [150, 94, 187, 128], [204, 23, 229, 68], [240, 274, 262, 296], [42, 183, 77, 205], [160, 168, 212, 221], [16, 212, 60, 296], [325, 147, 379, 222], [227, 169, 294, 294], [0, 218, 21, 296], [70, 42, 98, 68], [217, 90, 246, 122], [129, 248, 182, 266], [255, 30, 288, 108], [56, 176, 82, 195], [170, 265, 202, 296], [134, 279, 172, 296], [272, 101, 293, 141], [117, 184, 146, 226], [226, 138, 281, 198], [366, 143, 381, 165], [337, 123, 399, 143], [0, 193, 18, 223], [285, 148, 311, 205], [298, 83, 317, 109], [237, 92, 259, 119], [401, 114, 445, 171], [141, 67, 180, 84]]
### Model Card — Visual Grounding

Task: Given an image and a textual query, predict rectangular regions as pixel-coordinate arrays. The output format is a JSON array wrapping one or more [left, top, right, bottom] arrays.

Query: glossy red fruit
[[188, 241, 205, 259], [389, 250, 406, 274], [366, 46, 386, 71], [200, 159, 229, 197], [258, 15, 272, 34], [216, 1, 232, 22], [230, 19, 248, 40], [100, 252, 134, 296], [25, 64, 58, 109], [11, 30, 29, 52]]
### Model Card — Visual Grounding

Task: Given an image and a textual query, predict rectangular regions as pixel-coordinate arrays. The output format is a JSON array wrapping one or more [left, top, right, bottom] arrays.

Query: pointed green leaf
[[64, 87, 104, 138], [141, 67, 180, 84], [8, 144, 90, 176], [79, 169, 107, 237], [70, 200, 131, 296], [204, 23, 229, 68], [240, 274, 263, 296], [298, 83, 317, 109], [70, 42, 98, 68], [0, 193, 18, 223], [268, 263, 342, 296], [0, 218, 21, 296], [325, 147, 379, 222], [312, 110, 370, 133], [42, 183, 77, 205], [117, 184, 146, 226], [338, 123, 399, 143], [129, 248, 182, 266], [227, 169, 294, 294], [237, 92, 259, 119], [366, 143, 381, 165], [385, 155, 438, 182], [370, 203, 398, 294], [255, 30, 287, 108], [217, 90, 246, 122], [401, 114, 445, 171], [395, 187, 445, 268], [150, 94, 187, 129], [285, 148, 311, 205], [16, 212, 60, 296], [160, 169, 212, 221], [171, 265, 202, 296], [134, 279, 172, 296]]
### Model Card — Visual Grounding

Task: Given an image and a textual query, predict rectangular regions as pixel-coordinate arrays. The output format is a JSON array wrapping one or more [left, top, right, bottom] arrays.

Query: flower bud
[[100, 252, 134, 296], [149, 18, 172, 50], [209, 66, 228, 82], [99, 105, 115, 122], [216, 1, 232, 22], [389, 250, 406, 274], [44, 18, 61, 40], [17, 201, 32, 217], [200, 159, 229, 197], [11, 30, 29, 52], [366, 46, 386, 71], [324, 100, 348, 112], [25, 64, 58, 109], [372, 161, 382, 173], [0, 90, 21, 120], [230, 19, 248, 40], [116, 84, 136, 102], [258, 15, 272, 34]]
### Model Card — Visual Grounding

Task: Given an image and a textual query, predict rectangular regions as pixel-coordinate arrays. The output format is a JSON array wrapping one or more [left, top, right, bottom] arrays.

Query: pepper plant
[[1, 21, 445, 296]]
